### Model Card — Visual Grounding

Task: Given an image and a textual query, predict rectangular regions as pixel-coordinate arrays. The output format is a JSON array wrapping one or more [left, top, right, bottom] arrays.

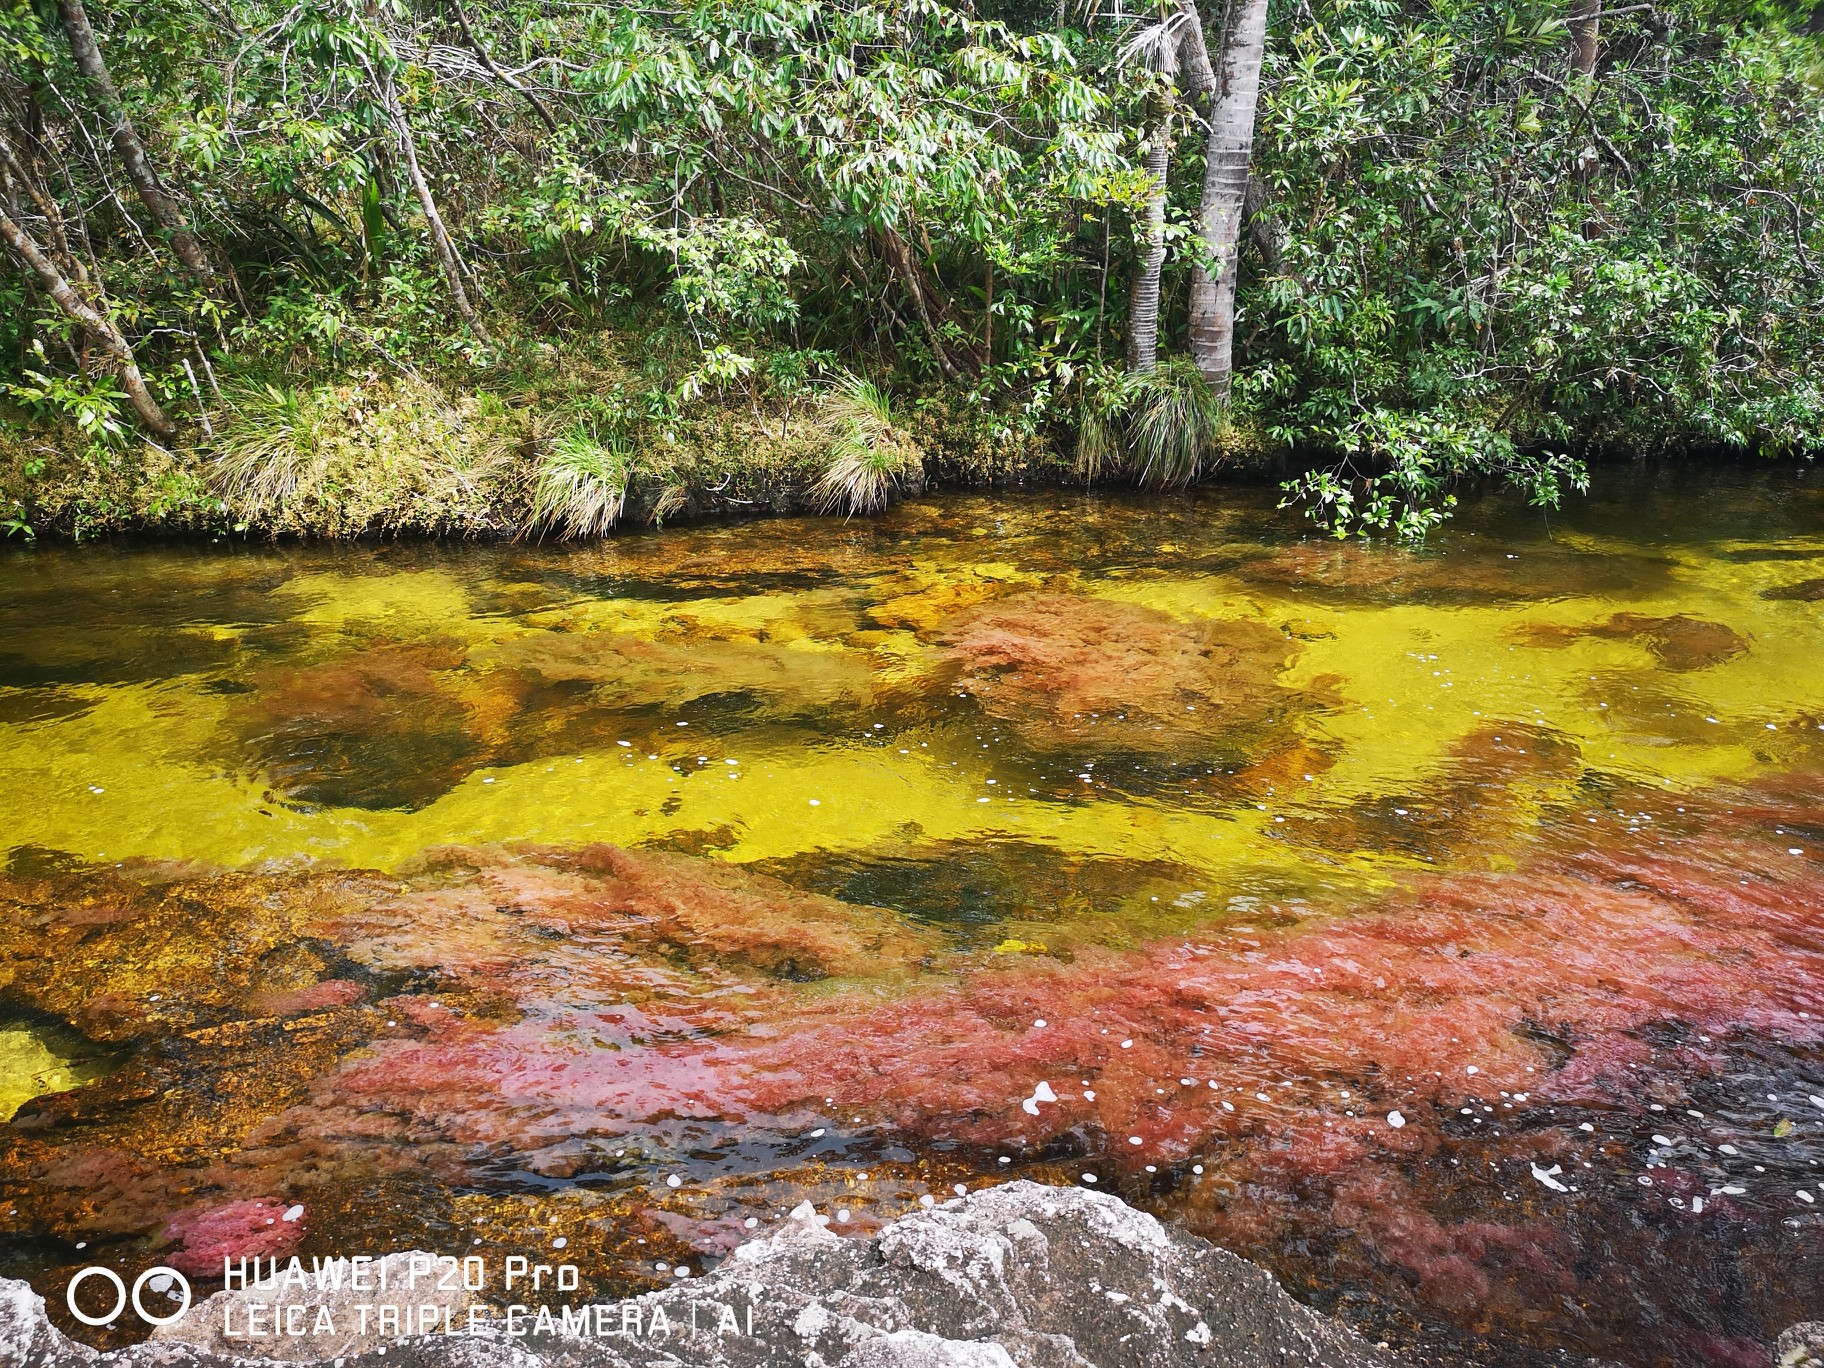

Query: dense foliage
[[1, 0, 1820, 537]]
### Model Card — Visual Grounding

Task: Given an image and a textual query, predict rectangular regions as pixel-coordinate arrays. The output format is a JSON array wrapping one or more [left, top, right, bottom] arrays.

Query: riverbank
[[5, 313, 1811, 547], [5, 356, 1810, 546], [2, 320, 1340, 543], [0, 343, 1102, 541]]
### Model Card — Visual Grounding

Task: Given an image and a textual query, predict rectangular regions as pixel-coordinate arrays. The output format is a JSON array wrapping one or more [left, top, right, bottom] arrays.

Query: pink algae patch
[[244, 772, 1824, 1263], [4, 775, 1818, 1362], [158, 1199, 303, 1277], [229, 844, 938, 1167]]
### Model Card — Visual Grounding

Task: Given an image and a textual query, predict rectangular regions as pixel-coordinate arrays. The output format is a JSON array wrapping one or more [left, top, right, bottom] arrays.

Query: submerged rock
[[0, 1182, 1405, 1367], [1515, 611, 1749, 671], [943, 592, 1301, 752], [1761, 577, 1824, 602]]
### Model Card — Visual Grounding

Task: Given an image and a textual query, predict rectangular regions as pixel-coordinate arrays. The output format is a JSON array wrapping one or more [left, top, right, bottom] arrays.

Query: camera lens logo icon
[[66, 1266, 191, 1328]]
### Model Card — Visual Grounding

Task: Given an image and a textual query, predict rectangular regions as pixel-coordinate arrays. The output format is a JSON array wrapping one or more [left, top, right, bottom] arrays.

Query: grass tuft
[[1074, 372, 1133, 485], [810, 373, 923, 516], [531, 423, 630, 538], [212, 383, 309, 515], [1129, 357, 1227, 488], [1076, 357, 1228, 489]]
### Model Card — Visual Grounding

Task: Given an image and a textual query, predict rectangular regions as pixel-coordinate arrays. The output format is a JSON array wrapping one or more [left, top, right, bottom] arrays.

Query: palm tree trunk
[[1123, 0, 1217, 373], [1186, 0, 1269, 396], [56, 0, 215, 284], [0, 204, 175, 435], [1569, 0, 1601, 75], [1126, 87, 1174, 373]]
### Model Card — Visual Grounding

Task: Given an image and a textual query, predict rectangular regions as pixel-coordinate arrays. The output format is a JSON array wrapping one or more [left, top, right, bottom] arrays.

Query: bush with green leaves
[[0, 0, 1818, 539], [1233, 0, 1823, 534]]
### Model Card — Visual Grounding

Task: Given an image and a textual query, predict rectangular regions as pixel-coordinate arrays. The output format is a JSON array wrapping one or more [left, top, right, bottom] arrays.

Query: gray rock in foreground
[[1779, 1323, 1824, 1368], [10, 1181, 1408, 1368]]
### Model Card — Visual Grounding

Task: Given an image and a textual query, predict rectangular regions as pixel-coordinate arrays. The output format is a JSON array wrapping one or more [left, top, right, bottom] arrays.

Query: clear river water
[[1, 463, 1820, 1366]]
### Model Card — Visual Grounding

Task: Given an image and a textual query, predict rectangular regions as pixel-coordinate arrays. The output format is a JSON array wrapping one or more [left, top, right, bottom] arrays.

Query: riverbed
[[1, 464, 1820, 1366]]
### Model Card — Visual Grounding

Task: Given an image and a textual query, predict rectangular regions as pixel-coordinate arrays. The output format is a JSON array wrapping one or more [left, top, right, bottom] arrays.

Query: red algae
[[304, 843, 940, 996], [943, 593, 1300, 748], [724, 786, 1823, 1144], [0, 842, 943, 1252], [243, 979, 368, 1018], [158, 1199, 304, 1277], [1, 775, 1819, 1366]]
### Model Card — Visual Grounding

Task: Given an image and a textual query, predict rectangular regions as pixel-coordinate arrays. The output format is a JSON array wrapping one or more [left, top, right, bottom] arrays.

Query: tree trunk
[[873, 224, 982, 381], [377, 67, 489, 340], [1186, 0, 1269, 396], [0, 204, 175, 435], [1123, 0, 1215, 373], [1569, 0, 1601, 75], [56, 0, 215, 284], [1243, 174, 1286, 270], [1174, 0, 1217, 103], [1125, 87, 1174, 373]]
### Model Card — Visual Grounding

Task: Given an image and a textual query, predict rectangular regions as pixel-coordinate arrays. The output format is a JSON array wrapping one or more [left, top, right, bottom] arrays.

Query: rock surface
[[1779, 1323, 1824, 1368], [2, 1181, 1407, 1367], [149, 1252, 474, 1361]]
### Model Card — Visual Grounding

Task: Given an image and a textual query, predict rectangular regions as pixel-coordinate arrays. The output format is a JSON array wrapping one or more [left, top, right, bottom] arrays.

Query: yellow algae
[[348, 742, 1299, 880], [470, 628, 875, 719], [848, 628, 944, 685], [271, 566, 484, 635], [516, 584, 865, 648], [0, 478, 1820, 908], [1089, 576, 1286, 628], [0, 1027, 93, 1121], [0, 686, 1376, 904]]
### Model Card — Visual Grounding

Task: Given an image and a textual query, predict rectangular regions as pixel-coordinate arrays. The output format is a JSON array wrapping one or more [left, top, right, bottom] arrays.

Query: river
[[1, 463, 1820, 1366]]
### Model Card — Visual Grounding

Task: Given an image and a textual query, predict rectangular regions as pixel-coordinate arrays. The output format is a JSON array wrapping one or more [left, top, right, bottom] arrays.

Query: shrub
[[209, 378, 518, 535]]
